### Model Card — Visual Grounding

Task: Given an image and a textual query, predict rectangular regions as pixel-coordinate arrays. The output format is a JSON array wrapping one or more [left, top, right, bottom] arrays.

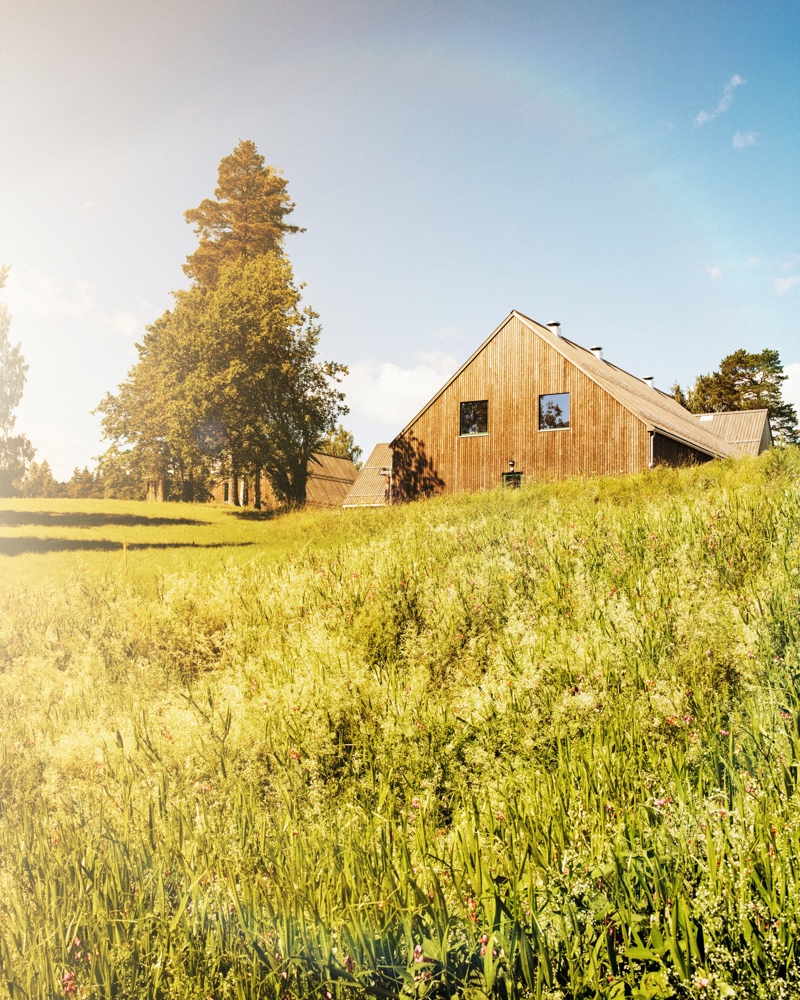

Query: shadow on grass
[[228, 508, 281, 521], [0, 538, 255, 556], [0, 511, 210, 529]]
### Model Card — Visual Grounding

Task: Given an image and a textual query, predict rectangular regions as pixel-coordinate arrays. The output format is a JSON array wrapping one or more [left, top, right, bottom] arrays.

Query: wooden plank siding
[[392, 313, 650, 497]]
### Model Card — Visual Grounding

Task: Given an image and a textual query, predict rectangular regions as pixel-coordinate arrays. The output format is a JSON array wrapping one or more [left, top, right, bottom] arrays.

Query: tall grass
[[1, 451, 800, 998]]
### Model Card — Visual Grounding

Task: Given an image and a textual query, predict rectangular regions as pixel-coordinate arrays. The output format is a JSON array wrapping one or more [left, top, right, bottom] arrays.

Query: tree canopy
[[674, 347, 799, 444], [0, 266, 34, 496], [183, 140, 303, 289]]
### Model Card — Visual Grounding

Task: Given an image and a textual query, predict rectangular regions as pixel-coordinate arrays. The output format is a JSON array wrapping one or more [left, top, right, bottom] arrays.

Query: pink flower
[[411, 797, 420, 809]]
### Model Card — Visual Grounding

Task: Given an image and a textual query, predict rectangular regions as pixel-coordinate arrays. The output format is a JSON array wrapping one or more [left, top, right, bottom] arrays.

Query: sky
[[1, 0, 798, 478]]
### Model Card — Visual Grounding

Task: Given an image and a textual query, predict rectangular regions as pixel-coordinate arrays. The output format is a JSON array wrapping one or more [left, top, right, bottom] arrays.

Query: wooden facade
[[343, 311, 758, 505]]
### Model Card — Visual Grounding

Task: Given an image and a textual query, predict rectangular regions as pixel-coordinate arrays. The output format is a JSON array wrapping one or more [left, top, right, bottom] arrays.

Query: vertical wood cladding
[[652, 433, 712, 468], [393, 314, 651, 496]]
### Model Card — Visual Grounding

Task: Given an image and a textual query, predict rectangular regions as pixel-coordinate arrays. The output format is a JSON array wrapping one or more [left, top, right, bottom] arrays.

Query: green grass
[[2, 451, 800, 999], [0, 498, 372, 593]]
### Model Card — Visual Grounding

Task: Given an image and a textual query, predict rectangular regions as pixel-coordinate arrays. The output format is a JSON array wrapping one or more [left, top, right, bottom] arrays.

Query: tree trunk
[[253, 466, 262, 509], [230, 470, 240, 506]]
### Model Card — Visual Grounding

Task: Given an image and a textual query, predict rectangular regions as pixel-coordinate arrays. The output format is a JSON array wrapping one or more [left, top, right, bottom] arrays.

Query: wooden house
[[342, 310, 772, 505], [211, 452, 358, 509]]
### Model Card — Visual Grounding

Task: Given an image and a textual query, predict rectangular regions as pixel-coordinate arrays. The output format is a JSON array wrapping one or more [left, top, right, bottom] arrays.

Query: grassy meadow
[[1, 451, 800, 999]]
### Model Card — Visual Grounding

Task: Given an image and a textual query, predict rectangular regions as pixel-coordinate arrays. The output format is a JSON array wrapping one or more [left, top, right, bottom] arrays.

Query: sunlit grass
[[2, 450, 800, 998]]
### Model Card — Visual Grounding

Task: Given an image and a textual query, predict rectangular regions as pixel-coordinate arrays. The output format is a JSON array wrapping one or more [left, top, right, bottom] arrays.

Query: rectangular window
[[539, 393, 570, 430], [502, 472, 523, 488], [460, 399, 489, 436]]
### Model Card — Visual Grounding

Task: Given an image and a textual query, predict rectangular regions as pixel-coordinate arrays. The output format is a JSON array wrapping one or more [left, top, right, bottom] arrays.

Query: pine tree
[[183, 140, 303, 289]]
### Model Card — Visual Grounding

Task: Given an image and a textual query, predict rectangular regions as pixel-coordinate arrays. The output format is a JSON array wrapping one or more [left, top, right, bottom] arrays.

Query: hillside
[[1, 451, 800, 999]]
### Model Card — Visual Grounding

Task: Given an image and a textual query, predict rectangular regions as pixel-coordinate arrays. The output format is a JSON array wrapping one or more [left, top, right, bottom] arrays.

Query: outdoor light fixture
[[508, 460, 515, 471]]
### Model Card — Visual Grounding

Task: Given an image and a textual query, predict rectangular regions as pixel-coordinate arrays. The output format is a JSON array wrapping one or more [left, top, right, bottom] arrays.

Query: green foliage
[[15, 460, 62, 498], [98, 255, 347, 506], [183, 139, 303, 289], [3, 453, 800, 997], [677, 348, 799, 443], [319, 424, 364, 468], [0, 266, 34, 496]]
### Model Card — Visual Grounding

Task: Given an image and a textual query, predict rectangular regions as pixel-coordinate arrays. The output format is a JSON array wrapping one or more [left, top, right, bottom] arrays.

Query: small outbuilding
[[211, 452, 358, 509], [342, 310, 772, 506]]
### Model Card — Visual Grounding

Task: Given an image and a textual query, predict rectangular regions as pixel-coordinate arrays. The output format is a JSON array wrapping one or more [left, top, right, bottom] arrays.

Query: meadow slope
[[1, 452, 800, 999]]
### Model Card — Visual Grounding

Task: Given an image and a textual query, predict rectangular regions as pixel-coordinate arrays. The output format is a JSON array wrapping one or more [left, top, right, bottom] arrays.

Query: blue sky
[[1, 0, 798, 477]]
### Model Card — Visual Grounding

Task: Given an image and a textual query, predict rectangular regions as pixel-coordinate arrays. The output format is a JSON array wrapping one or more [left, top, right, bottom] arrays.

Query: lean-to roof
[[693, 410, 772, 456], [396, 311, 738, 460], [342, 443, 393, 507], [306, 452, 359, 507]]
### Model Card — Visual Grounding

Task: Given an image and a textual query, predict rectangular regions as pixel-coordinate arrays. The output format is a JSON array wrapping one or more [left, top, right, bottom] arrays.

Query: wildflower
[[496, 811, 505, 822], [413, 944, 424, 962], [698, 978, 709, 988], [343, 955, 354, 973], [289, 747, 300, 760], [411, 797, 420, 809], [720, 729, 730, 736]]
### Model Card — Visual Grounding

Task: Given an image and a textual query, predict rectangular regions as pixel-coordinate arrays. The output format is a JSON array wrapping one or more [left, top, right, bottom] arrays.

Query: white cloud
[[4, 269, 93, 319], [706, 264, 723, 280], [732, 131, 757, 149], [99, 310, 139, 338], [784, 363, 800, 414], [343, 350, 458, 428], [774, 275, 800, 295], [695, 74, 745, 126]]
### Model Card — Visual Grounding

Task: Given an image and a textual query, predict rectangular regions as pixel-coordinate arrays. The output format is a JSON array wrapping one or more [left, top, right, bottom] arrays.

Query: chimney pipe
[[547, 322, 562, 338], [590, 346, 603, 361], [643, 376, 654, 388]]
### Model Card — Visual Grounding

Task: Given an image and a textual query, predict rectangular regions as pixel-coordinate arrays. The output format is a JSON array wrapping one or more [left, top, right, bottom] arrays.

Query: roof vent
[[547, 322, 562, 338], [590, 346, 604, 361], [642, 376, 654, 388]]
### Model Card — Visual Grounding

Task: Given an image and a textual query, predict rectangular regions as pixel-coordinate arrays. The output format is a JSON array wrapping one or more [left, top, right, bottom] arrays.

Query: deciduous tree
[[0, 266, 34, 496]]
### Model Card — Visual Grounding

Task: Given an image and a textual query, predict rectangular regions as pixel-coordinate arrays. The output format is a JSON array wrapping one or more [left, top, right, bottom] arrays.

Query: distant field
[[2, 453, 800, 999], [0, 498, 376, 592]]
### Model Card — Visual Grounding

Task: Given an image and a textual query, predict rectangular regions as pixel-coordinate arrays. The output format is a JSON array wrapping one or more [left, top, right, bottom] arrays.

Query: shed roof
[[693, 409, 772, 456], [306, 452, 359, 507], [342, 443, 393, 507], [396, 311, 738, 460]]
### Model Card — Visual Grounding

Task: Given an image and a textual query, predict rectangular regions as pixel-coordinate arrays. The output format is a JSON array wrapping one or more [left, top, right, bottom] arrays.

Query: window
[[539, 393, 570, 430], [460, 399, 488, 436], [502, 472, 523, 488]]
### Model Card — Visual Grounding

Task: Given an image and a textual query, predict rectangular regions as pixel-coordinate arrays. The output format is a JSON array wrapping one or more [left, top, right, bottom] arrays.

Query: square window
[[539, 393, 570, 430], [460, 399, 488, 436]]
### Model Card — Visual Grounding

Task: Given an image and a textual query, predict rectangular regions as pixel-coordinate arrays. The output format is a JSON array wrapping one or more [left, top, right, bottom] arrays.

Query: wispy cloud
[[732, 131, 757, 149], [5, 269, 93, 319], [695, 74, 745, 126], [706, 264, 723, 280], [774, 275, 800, 296], [343, 350, 458, 428], [99, 310, 139, 338], [4, 268, 140, 338]]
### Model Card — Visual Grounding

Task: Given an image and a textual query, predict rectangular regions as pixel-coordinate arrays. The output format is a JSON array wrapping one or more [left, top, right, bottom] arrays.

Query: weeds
[[1, 453, 800, 997]]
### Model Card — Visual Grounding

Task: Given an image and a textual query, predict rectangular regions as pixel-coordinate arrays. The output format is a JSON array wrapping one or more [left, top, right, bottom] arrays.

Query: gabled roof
[[396, 310, 738, 460], [306, 452, 359, 507], [693, 410, 772, 456], [342, 443, 393, 507]]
